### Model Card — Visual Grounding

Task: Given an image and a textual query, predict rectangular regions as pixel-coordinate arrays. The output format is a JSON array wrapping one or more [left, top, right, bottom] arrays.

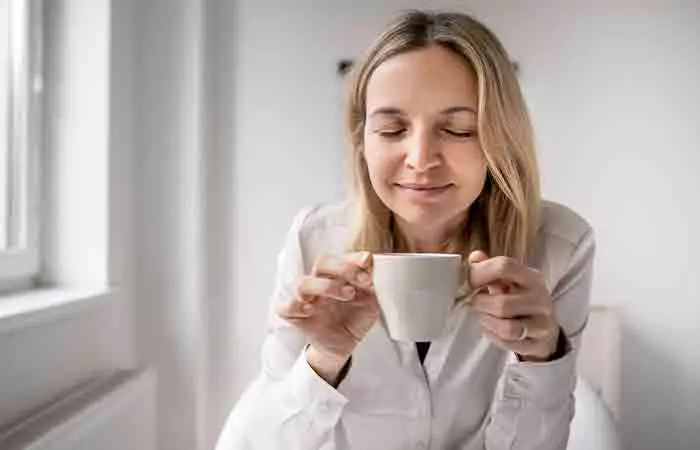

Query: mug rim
[[373, 252, 461, 259]]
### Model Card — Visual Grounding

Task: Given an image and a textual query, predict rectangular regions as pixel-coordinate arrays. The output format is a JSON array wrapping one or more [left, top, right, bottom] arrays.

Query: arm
[[485, 229, 596, 449], [214, 209, 349, 450]]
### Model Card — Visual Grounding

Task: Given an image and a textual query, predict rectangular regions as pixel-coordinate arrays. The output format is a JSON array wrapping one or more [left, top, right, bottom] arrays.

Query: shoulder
[[531, 200, 596, 291], [296, 200, 352, 236], [537, 199, 593, 248], [289, 200, 353, 270]]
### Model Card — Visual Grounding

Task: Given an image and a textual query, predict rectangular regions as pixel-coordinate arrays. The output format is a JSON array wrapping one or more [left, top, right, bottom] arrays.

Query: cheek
[[460, 161, 488, 186], [450, 149, 489, 197], [363, 145, 397, 190], [454, 148, 487, 179]]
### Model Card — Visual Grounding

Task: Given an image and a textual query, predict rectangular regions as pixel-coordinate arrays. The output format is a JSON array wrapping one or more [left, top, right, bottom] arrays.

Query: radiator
[[0, 368, 156, 450]]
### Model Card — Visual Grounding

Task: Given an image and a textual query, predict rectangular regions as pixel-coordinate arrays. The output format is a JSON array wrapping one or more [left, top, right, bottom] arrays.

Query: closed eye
[[443, 129, 476, 138], [377, 129, 407, 138]]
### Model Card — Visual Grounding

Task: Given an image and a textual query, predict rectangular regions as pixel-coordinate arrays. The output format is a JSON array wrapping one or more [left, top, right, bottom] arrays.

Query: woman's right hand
[[276, 251, 380, 385]]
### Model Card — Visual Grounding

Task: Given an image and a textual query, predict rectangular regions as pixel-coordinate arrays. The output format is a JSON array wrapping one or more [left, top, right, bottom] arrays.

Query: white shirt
[[216, 200, 595, 450]]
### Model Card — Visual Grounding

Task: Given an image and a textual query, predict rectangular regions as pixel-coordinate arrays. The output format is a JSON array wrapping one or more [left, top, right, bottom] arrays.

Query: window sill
[[0, 287, 113, 335]]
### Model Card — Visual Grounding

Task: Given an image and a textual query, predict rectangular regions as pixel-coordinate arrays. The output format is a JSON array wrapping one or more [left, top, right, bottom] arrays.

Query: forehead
[[365, 45, 478, 114]]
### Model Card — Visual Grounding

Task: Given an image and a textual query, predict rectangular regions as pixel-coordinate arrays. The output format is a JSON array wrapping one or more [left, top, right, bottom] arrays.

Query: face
[[362, 45, 488, 236]]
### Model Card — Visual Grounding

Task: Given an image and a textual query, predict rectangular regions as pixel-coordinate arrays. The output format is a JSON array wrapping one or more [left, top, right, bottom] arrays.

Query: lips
[[395, 182, 452, 190]]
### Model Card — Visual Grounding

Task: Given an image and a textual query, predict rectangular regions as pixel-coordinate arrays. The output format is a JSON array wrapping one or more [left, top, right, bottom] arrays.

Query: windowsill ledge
[[0, 287, 113, 335]]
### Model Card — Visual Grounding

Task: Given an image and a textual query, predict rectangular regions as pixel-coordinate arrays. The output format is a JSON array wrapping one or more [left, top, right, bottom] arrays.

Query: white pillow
[[568, 376, 621, 450]]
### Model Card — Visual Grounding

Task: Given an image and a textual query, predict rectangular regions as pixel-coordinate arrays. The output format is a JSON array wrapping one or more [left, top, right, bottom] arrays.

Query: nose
[[404, 128, 440, 172]]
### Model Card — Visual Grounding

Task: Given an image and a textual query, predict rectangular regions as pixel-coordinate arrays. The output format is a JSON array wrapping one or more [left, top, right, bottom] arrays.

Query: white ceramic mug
[[372, 253, 462, 342]]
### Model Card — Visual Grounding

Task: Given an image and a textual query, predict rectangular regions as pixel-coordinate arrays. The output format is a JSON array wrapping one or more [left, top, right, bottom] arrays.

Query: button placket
[[414, 369, 432, 449]]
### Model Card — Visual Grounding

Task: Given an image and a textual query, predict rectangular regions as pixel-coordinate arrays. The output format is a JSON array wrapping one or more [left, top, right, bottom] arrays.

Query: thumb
[[346, 251, 372, 269], [468, 250, 489, 265], [467, 250, 507, 295]]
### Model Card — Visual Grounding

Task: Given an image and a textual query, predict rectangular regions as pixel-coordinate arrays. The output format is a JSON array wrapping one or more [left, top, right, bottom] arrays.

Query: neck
[[393, 213, 467, 253]]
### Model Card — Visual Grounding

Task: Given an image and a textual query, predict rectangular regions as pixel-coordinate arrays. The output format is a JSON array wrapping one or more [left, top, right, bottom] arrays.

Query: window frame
[[0, 0, 43, 290]]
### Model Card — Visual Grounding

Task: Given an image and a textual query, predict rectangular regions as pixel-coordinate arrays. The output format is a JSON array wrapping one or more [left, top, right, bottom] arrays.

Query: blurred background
[[0, 0, 699, 449]]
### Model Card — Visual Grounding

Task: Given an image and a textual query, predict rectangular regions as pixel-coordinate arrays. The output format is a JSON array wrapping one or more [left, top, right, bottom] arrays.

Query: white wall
[[131, 0, 208, 448], [202, 0, 238, 444], [230, 1, 700, 449], [131, 0, 240, 448]]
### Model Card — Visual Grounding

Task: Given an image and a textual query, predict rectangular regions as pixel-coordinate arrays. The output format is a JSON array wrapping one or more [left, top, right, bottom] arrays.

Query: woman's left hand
[[467, 250, 561, 362]]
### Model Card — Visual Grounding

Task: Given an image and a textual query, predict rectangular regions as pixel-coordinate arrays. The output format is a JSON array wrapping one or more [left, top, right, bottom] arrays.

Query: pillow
[[568, 376, 621, 450]]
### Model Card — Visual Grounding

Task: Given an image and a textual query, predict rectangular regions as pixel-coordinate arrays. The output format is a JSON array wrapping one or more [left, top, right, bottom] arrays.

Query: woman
[[216, 10, 594, 450]]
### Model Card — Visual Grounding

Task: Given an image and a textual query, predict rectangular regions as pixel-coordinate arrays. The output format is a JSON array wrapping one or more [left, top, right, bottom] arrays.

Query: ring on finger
[[517, 320, 529, 341]]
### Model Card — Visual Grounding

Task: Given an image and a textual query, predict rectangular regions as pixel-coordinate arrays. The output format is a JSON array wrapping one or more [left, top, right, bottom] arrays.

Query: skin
[[277, 45, 561, 386], [362, 44, 487, 250]]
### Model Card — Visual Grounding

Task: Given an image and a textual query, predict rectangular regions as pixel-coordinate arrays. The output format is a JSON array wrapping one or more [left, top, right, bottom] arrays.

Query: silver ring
[[517, 321, 528, 341]]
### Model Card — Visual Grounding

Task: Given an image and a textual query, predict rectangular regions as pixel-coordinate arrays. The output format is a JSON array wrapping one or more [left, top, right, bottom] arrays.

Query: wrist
[[306, 346, 351, 386], [519, 326, 567, 363], [547, 327, 570, 360]]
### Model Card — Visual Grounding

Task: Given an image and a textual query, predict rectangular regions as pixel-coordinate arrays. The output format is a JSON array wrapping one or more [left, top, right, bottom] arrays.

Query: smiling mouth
[[395, 183, 453, 191]]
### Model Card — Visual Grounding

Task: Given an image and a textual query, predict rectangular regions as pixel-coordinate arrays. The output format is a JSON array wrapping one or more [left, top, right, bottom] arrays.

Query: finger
[[468, 252, 513, 295], [480, 315, 527, 342], [469, 251, 511, 295], [312, 253, 373, 289], [468, 250, 489, 264], [455, 251, 488, 302], [345, 251, 373, 269], [479, 314, 551, 342], [313, 252, 372, 273], [469, 292, 549, 318], [482, 327, 534, 355], [276, 298, 315, 320], [486, 281, 510, 295], [458, 251, 496, 301], [469, 256, 541, 290], [482, 324, 559, 360], [298, 275, 357, 302]]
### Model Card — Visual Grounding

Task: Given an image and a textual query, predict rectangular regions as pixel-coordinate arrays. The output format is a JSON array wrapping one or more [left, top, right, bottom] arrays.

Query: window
[[0, 0, 41, 289]]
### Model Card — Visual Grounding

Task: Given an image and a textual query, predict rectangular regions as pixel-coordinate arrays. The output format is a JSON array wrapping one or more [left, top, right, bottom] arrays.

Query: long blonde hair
[[346, 10, 541, 265]]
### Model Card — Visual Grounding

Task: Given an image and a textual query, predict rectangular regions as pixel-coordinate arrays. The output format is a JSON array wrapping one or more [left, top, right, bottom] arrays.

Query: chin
[[392, 202, 454, 226]]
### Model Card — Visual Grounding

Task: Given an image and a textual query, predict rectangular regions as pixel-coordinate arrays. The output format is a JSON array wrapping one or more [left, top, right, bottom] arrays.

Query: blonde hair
[[346, 10, 541, 265]]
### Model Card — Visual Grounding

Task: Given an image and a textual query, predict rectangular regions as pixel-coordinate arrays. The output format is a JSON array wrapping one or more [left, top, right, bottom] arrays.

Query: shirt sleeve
[[485, 227, 596, 450], [214, 207, 349, 450]]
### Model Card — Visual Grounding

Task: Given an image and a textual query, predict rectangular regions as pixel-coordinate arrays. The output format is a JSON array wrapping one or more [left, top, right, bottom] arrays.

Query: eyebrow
[[368, 106, 477, 117]]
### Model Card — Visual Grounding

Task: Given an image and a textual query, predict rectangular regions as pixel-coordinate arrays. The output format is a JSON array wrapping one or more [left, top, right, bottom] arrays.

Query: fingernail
[[302, 303, 312, 313], [356, 272, 371, 285], [342, 285, 356, 299], [359, 251, 372, 266]]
